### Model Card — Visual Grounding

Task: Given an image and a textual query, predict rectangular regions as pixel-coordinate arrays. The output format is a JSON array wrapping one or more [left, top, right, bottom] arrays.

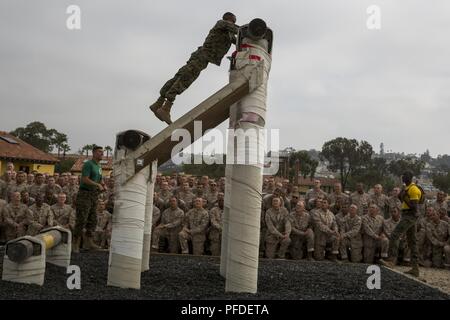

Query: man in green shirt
[[73, 145, 105, 253]]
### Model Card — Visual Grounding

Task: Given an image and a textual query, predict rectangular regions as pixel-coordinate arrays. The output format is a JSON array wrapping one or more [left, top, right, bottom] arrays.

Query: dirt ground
[[0, 247, 448, 300], [392, 265, 450, 295]]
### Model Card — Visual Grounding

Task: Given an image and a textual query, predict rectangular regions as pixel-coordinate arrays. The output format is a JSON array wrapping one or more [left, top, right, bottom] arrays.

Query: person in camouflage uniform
[[312, 199, 339, 261], [425, 209, 450, 268], [339, 204, 363, 262], [305, 180, 328, 211], [334, 199, 349, 231], [350, 183, 370, 216], [41, 176, 62, 203], [417, 206, 434, 265], [0, 175, 7, 201], [28, 173, 46, 199], [179, 197, 209, 255], [382, 207, 410, 263], [328, 183, 349, 207], [62, 175, 79, 206], [387, 187, 402, 217], [20, 190, 35, 207], [52, 193, 76, 232], [8, 171, 29, 197], [265, 197, 292, 259], [177, 182, 195, 211], [370, 184, 389, 218], [149, 12, 239, 124], [28, 194, 54, 236], [94, 200, 112, 248], [0, 198, 6, 241], [152, 202, 161, 231], [206, 181, 219, 210], [158, 181, 173, 203], [1, 192, 33, 240], [152, 196, 184, 253], [427, 191, 448, 214], [289, 201, 314, 260], [361, 204, 388, 263], [208, 195, 224, 256]]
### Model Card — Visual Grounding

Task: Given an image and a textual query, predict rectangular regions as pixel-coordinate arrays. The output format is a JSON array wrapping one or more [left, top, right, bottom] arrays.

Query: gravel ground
[[0, 247, 448, 300]]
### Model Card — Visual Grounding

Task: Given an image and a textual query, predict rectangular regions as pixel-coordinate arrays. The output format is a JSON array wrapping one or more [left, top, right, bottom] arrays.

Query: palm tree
[[61, 143, 71, 158], [80, 144, 93, 157], [105, 145, 113, 158]]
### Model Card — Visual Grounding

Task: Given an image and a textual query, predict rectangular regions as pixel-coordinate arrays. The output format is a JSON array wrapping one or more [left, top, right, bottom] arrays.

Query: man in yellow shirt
[[380, 171, 422, 277]]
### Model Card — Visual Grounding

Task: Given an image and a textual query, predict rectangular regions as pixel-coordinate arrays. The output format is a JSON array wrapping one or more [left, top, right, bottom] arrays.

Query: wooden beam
[[129, 76, 251, 174]]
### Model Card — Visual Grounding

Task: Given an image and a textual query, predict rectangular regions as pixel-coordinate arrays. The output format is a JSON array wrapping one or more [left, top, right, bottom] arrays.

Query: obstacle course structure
[[107, 18, 272, 292], [2, 226, 72, 286]]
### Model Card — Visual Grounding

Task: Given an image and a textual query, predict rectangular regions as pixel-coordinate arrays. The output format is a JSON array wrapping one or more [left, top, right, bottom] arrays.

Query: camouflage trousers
[[363, 235, 389, 263], [160, 48, 209, 102], [179, 229, 206, 255], [208, 229, 221, 256], [340, 237, 363, 263], [265, 234, 291, 259], [289, 230, 314, 260], [152, 227, 180, 254], [314, 232, 339, 261], [429, 244, 450, 268], [388, 212, 418, 264], [74, 189, 99, 237], [417, 229, 432, 262]]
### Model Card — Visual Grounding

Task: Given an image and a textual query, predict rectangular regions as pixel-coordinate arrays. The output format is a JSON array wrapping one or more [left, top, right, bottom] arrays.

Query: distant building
[[70, 156, 113, 177], [0, 131, 59, 175]]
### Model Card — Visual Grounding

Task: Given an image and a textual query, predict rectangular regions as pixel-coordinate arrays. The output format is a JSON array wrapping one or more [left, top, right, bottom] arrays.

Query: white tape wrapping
[[144, 160, 158, 235], [232, 125, 265, 168], [226, 147, 263, 293], [234, 40, 271, 121], [224, 35, 271, 293], [110, 165, 149, 260]]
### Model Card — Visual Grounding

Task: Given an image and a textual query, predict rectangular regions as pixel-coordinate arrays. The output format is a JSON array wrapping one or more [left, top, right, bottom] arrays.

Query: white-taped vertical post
[[220, 137, 233, 276], [142, 160, 158, 272], [107, 147, 148, 289], [225, 26, 271, 293]]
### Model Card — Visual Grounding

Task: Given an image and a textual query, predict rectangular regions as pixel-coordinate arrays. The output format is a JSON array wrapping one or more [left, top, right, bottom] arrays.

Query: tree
[[288, 150, 318, 182], [182, 155, 226, 178], [420, 149, 431, 163], [105, 146, 113, 158], [79, 144, 94, 157], [51, 131, 69, 157], [55, 159, 76, 174], [388, 157, 425, 178], [349, 157, 397, 191], [433, 154, 450, 172], [320, 137, 374, 189], [61, 143, 71, 158], [432, 171, 450, 193], [10, 121, 69, 154]]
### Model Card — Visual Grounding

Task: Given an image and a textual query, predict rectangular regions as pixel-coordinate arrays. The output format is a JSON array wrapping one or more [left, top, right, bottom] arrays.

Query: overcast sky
[[1, 0, 449, 157]]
